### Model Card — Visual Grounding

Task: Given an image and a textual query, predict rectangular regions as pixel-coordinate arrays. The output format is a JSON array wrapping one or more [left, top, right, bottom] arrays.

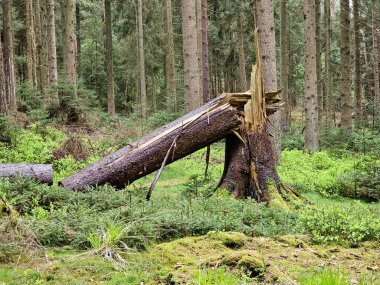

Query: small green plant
[[87, 222, 125, 250], [191, 267, 243, 285], [300, 268, 349, 285]]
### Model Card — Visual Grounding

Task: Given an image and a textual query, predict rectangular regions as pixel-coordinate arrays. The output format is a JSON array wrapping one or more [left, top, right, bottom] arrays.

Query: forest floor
[[0, 116, 379, 284]]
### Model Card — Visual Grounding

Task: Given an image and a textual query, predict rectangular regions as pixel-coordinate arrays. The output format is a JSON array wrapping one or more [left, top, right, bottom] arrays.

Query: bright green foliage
[[87, 222, 125, 250], [300, 268, 349, 285], [278, 150, 355, 196], [191, 268, 243, 285], [53, 155, 101, 182], [300, 203, 380, 245]]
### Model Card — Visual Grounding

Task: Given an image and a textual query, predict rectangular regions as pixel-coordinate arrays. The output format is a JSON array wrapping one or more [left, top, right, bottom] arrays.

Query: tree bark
[[372, 0, 380, 128], [304, 0, 319, 152], [201, 0, 210, 103], [353, 0, 362, 127], [280, 0, 290, 131], [61, 0, 77, 98], [105, 0, 115, 117], [137, 0, 147, 121], [25, 0, 37, 87], [315, 0, 322, 123], [3, 0, 17, 113], [254, 0, 281, 164], [340, 0, 352, 130], [47, 0, 58, 102], [38, 0, 50, 101], [0, 164, 53, 185], [0, 33, 7, 115], [76, 2, 81, 77], [238, 12, 247, 92], [196, 0, 203, 102], [324, 0, 332, 122], [182, 0, 201, 112], [60, 93, 245, 190], [164, 0, 177, 113]]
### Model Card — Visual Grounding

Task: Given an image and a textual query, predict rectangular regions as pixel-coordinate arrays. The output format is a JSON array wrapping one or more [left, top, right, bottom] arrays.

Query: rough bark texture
[[182, 0, 201, 112], [280, 0, 290, 131], [60, 95, 242, 190], [0, 164, 53, 185], [196, 0, 203, 101], [76, 3, 81, 76], [0, 33, 6, 115], [353, 0, 362, 127], [254, 0, 281, 164], [164, 0, 177, 112], [137, 0, 147, 121], [324, 0, 332, 122], [61, 0, 77, 97], [304, 0, 319, 152], [25, 0, 37, 87], [372, 0, 380, 128], [340, 0, 352, 129], [47, 0, 58, 101], [39, 0, 50, 101], [3, 0, 17, 113], [238, 12, 247, 92], [105, 0, 115, 117], [315, 0, 322, 123], [201, 0, 210, 103]]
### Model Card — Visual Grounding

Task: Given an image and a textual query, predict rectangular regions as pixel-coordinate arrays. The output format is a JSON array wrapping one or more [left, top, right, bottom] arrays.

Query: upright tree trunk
[[0, 34, 7, 115], [353, 0, 362, 127], [254, 0, 281, 164], [3, 0, 17, 113], [372, 0, 380, 128], [137, 0, 147, 121], [304, 0, 319, 152], [324, 0, 332, 122], [237, 12, 247, 92], [164, 0, 177, 113], [25, 0, 37, 87], [76, 3, 81, 76], [46, 0, 58, 102], [280, 0, 290, 131], [181, 0, 201, 112], [61, 0, 77, 98], [315, 0, 322, 123], [201, 0, 209, 103], [196, 0, 203, 101], [340, 0, 352, 130], [105, 0, 115, 117], [38, 0, 50, 101]]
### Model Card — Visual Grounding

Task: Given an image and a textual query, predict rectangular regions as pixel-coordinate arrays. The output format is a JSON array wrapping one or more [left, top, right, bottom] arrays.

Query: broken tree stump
[[0, 164, 53, 185]]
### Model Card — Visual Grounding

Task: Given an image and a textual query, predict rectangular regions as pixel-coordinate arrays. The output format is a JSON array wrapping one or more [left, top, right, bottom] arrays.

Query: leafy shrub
[[300, 203, 380, 246]]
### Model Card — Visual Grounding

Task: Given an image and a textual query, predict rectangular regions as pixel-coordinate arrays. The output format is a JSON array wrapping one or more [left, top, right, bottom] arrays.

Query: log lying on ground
[[0, 164, 53, 185]]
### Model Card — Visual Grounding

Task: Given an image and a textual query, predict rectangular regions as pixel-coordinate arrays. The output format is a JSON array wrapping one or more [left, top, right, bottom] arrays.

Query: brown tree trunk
[[0, 164, 53, 185], [164, 0, 177, 113], [105, 0, 115, 117], [304, 0, 319, 152], [182, 0, 201, 112], [0, 33, 7, 115], [47, 0, 58, 102], [38, 0, 50, 101], [372, 0, 380, 128], [353, 0, 362, 127], [137, 0, 147, 121], [3, 0, 17, 113], [280, 0, 290, 131], [196, 0, 203, 101], [76, 3, 81, 77], [25, 0, 37, 87], [315, 0, 322, 123], [201, 0, 209, 103], [324, 0, 332, 122], [254, 0, 281, 164], [340, 0, 352, 130], [238, 12, 247, 92], [61, 0, 77, 98]]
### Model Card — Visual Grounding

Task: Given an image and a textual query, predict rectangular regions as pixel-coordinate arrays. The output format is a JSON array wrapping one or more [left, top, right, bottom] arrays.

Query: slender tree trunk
[[196, 0, 203, 101], [304, 0, 319, 152], [201, 0, 209, 103], [3, 0, 17, 113], [164, 0, 177, 113], [315, 0, 322, 123], [353, 0, 362, 127], [361, 29, 371, 127], [372, 0, 380, 128], [0, 33, 7, 115], [324, 0, 332, 122], [181, 0, 201, 112], [105, 0, 115, 117], [137, 0, 147, 121], [237, 12, 247, 92], [61, 0, 77, 98], [38, 0, 50, 101], [340, 0, 352, 129], [254, 0, 281, 164], [76, 3, 81, 77], [47, 0, 58, 102], [280, 0, 290, 131], [25, 0, 37, 87]]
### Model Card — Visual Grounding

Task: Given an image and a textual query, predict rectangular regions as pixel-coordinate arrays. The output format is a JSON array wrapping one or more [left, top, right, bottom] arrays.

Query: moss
[[274, 235, 310, 248], [237, 255, 266, 277], [267, 182, 291, 211], [207, 231, 246, 248]]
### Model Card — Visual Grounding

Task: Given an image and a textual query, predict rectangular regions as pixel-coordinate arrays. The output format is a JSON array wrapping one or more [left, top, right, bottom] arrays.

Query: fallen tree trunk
[[60, 94, 246, 190], [0, 164, 53, 185]]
